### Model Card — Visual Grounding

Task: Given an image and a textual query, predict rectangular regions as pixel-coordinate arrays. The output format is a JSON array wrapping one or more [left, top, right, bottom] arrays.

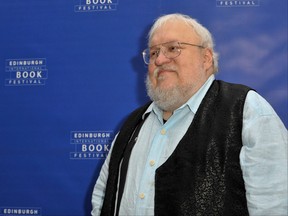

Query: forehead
[[150, 20, 200, 46]]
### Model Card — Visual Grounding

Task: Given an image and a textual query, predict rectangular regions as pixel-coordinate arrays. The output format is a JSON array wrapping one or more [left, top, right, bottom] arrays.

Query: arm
[[240, 91, 288, 215], [91, 135, 117, 216]]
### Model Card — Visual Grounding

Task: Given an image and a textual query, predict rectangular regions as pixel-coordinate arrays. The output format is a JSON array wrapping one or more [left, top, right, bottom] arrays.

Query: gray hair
[[148, 13, 219, 73]]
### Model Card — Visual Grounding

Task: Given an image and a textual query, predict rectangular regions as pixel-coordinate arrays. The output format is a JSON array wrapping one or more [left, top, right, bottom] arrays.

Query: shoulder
[[244, 91, 278, 117], [215, 80, 253, 92]]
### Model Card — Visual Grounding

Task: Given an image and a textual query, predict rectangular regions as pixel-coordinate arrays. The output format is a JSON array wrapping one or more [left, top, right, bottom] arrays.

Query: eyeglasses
[[142, 41, 205, 65]]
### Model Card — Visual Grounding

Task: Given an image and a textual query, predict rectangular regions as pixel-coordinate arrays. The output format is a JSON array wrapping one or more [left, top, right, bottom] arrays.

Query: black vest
[[101, 80, 251, 216]]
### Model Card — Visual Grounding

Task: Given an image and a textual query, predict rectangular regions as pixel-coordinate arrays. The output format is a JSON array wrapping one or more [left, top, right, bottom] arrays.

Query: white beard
[[145, 74, 195, 112]]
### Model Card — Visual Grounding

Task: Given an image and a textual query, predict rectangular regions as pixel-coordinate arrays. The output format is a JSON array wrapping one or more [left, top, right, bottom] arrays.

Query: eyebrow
[[149, 40, 178, 49]]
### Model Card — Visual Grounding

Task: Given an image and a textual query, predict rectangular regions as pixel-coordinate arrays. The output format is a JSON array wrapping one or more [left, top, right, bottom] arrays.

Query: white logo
[[70, 131, 113, 159], [5, 58, 48, 86], [74, 0, 119, 12]]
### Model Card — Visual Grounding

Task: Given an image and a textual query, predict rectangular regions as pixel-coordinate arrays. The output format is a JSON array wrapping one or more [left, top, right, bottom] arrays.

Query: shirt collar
[[186, 74, 215, 114], [143, 74, 215, 119]]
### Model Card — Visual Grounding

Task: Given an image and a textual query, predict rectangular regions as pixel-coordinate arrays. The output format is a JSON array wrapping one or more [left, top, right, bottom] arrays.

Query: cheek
[[148, 66, 156, 79], [146, 70, 156, 87], [178, 63, 203, 82], [148, 64, 155, 74]]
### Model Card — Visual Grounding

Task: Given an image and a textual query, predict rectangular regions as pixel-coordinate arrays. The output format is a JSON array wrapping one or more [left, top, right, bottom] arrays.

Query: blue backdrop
[[0, 0, 287, 215]]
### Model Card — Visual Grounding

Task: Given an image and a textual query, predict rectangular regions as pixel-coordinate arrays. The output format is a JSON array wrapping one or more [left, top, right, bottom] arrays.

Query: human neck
[[163, 111, 173, 120]]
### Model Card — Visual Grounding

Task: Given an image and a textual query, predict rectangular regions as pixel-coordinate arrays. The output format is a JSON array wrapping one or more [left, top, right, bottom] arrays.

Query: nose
[[154, 49, 171, 66]]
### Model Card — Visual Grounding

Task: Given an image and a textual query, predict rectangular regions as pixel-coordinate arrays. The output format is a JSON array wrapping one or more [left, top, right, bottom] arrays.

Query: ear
[[203, 48, 214, 71]]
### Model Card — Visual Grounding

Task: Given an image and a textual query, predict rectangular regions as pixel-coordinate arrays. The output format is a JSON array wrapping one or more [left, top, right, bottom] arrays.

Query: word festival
[[72, 152, 109, 159], [7, 79, 44, 85], [217, 0, 259, 6], [75, 0, 118, 12], [76, 4, 114, 11]]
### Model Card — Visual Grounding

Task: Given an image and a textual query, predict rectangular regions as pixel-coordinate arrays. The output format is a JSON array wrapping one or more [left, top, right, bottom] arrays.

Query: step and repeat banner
[[0, 0, 287, 215]]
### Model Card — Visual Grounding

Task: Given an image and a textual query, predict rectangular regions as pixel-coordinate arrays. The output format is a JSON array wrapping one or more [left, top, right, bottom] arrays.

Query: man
[[91, 13, 287, 216]]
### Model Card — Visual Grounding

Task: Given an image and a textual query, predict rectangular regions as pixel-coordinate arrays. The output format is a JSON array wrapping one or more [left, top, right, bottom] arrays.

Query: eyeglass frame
[[142, 41, 205, 65]]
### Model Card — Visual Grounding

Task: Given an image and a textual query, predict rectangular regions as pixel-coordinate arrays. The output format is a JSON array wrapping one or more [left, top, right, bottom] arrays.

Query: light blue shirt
[[92, 75, 288, 216]]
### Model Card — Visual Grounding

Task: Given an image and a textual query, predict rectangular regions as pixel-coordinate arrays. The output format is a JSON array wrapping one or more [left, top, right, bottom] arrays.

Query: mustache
[[153, 65, 178, 77]]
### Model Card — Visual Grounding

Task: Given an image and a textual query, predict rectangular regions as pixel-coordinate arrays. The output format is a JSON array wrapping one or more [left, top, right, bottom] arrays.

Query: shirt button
[[139, 193, 145, 199], [149, 160, 155, 166], [160, 129, 166, 135]]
